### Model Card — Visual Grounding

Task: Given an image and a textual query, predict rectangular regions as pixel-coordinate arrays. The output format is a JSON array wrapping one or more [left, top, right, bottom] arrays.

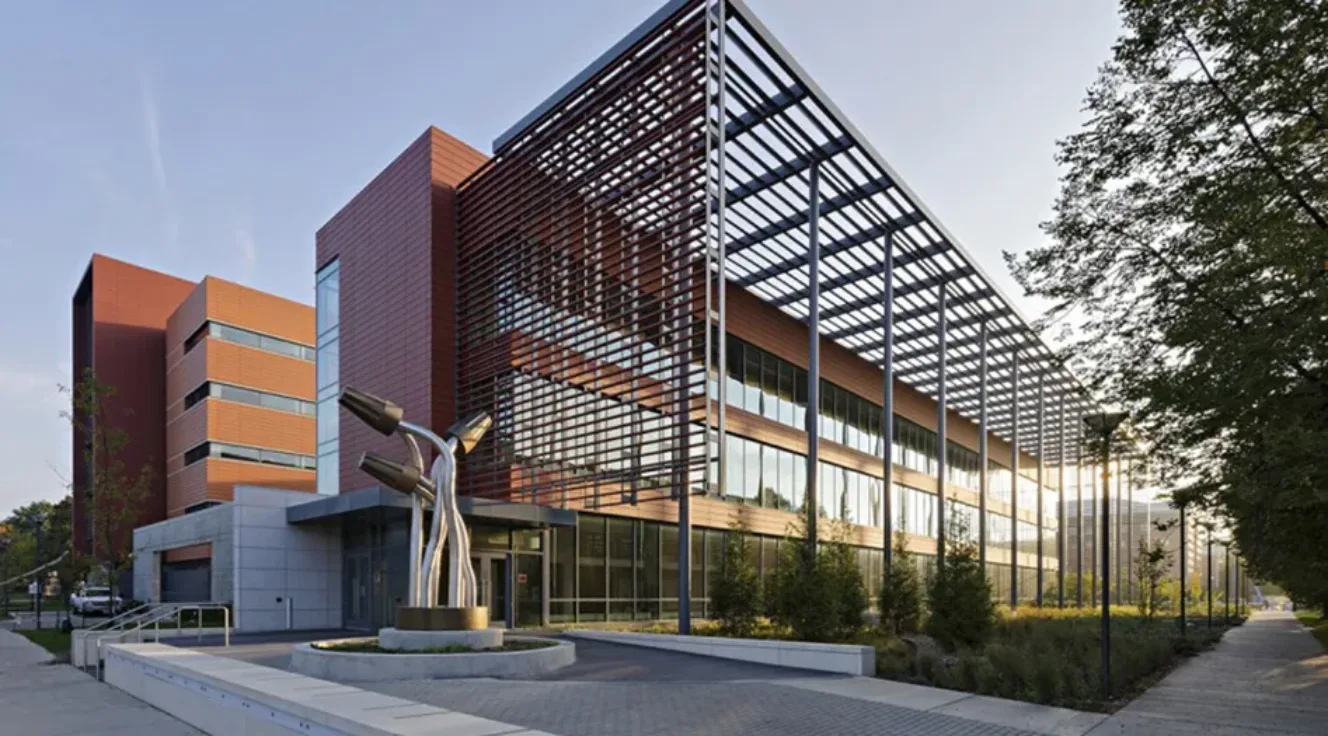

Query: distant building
[[72, 255, 315, 597]]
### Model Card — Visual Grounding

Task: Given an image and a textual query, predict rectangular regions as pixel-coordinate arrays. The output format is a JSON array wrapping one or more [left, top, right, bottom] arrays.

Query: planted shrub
[[924, 516, 995, 651], [879, 531, 923, 634], [825, 516, 869, 640], [710, 519, 763, 637]]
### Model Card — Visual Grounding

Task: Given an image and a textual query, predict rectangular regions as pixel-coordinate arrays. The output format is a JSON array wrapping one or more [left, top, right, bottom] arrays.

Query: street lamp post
[[1179, 503, 1188, 633], [0, 536, 9, 618], [1204, 523, 1215, 629], [1084, 411, 1127, 701], [1223, 542, 1231, 626], [33, 513, 44, 631]]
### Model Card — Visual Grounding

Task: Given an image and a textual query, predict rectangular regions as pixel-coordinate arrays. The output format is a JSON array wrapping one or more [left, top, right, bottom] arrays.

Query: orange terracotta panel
[[204, 277, 315, 346], [205, 340, 316, 401], [167, 458, 315, 515], [207, 400, 315, 455]]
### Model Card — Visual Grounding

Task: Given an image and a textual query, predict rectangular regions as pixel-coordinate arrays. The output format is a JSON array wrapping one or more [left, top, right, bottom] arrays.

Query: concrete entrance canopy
[[285, 485, 577, 528]]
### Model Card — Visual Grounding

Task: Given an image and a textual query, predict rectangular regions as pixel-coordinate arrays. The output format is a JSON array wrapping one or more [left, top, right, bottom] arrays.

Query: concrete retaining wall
[[565, 630, 875, 676], [72, 626, 231, 669], [103, 642, 552, 735], [290, 637, 575, 682]]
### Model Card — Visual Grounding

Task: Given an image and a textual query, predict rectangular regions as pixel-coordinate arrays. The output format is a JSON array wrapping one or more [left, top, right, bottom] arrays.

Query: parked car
[[69, 585, 123, 615]]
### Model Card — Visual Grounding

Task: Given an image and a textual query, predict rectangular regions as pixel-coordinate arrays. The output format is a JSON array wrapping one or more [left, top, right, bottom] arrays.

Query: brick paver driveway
[[360, 638, 1044, 736]]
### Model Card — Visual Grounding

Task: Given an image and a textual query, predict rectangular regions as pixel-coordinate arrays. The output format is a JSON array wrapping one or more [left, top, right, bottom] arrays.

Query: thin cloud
[[236, 227, 257, 280], [138, 67, 177, 249]]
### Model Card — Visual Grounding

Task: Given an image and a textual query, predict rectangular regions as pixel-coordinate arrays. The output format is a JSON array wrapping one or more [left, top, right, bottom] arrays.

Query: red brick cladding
[[71, 255, 196, 554], [315, 128, 487, 492]]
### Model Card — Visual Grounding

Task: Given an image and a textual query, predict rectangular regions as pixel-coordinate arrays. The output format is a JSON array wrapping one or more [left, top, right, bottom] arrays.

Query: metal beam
[[722, 136, 852, 207], [887, 288, 999, 326], [736, 212, 927, 289], [729, 177, 893, 256], [821, 265, 977, 321], [768, 238, 944, 305], [724, 84, 808, 140]]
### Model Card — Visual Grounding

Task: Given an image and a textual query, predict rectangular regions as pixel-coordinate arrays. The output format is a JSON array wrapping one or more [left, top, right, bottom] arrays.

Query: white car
[[70, 586, 123, 615]]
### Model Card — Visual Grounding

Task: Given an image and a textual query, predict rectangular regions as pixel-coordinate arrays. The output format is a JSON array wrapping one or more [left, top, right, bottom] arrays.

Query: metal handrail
[[83, 602, 155, 633], [95, 603, 230, 681]]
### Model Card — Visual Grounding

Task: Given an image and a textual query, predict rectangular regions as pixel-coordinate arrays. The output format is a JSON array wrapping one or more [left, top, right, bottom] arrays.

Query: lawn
[[1294, 608, 1328, 650], [17, 628, 72, 658]]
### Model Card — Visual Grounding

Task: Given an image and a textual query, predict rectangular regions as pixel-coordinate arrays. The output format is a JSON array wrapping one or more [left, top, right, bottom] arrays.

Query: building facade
[[297, 0, 1100, 632], [121, 0, 1178, 631], [73, 255, 316, 598]]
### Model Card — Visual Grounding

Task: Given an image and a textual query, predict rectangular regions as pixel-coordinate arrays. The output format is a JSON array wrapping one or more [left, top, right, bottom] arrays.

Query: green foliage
[[1294, 609, 1328, 652], [709, 519, 763, 637], [767, 510, 866, 643], [1010, 0, 1328, 616], [824, 516, 868, 640], [879, 532, 923, 634], [62, 369, 154, 601], [1135, 538, 1175, 620], [924, 517, 995, 652]]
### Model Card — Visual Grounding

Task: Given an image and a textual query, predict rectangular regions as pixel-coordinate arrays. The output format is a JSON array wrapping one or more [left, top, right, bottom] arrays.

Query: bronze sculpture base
[[395, 606, 489, 631]]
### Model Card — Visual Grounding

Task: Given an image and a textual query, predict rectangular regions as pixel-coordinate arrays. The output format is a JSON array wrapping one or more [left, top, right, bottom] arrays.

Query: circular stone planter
[[379, 627, 503, 651], [290, 637, 575, 682]]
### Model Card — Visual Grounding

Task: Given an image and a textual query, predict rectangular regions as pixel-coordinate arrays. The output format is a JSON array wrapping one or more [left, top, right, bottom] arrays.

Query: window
[[183, 381, 315, 416], [182, 441, 315, 470], [194, 321, 315, 361], [183, 383, 209, 411], [184, 443, 210, 466], [316, 260, 341, 495]]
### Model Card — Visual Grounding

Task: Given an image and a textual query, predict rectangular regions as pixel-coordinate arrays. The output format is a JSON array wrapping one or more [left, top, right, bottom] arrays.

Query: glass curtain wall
[[315, 260, 340, 495], [548, 513, 908, 623]]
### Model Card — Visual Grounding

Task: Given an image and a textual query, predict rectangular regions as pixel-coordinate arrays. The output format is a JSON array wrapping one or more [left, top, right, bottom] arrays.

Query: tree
[[1135, 537, 1174, 620], [63, 368, 153, 601], [879, 531, 923, 634], [1009, 0, 1328, 611], [824, 513, 868, 640], [710, 518, 763, 637], [925, 514, 995, 651]]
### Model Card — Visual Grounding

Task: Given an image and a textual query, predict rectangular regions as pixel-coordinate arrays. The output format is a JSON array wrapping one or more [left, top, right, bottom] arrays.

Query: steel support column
[[715, 0, 729, 504], [1057, 393, 1066, 608], [882, 229, 894, 566], [1010, 351, 1021, 608], [1036, 376, 1045, 607], [805, 161, 821, 551], [1077, 429, 1085, 607], [936, 281, 948, 572], [978, 321, 988, 571]]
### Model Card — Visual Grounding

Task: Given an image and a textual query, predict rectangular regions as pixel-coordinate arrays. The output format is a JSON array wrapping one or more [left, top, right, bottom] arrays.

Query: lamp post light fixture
[[339, 387, 492, 624], [1222, 539, 1231, 626], [1083, 410, 1127, 701], [1202, 521, 1216, 630]]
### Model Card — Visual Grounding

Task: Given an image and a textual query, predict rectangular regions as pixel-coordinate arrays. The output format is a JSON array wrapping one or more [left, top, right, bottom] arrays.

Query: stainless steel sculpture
[[340, 387, 492, 610]]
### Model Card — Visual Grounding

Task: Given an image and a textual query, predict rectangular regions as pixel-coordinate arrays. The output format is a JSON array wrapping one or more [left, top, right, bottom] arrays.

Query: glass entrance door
[[470, 554, 509, 628], [346, 552, 372, 631]]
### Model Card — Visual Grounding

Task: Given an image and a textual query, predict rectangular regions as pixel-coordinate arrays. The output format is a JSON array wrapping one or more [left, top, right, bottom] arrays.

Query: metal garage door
[[161, 559, 211, 602]]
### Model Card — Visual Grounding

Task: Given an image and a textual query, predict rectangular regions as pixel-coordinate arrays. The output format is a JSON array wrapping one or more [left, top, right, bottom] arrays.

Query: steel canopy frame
[[468, 0, 1098, 522], [703, 0, 1095, 466]]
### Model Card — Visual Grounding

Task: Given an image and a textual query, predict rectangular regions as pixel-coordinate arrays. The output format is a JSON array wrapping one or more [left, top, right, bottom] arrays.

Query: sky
[[0, 0, 1122, 516]]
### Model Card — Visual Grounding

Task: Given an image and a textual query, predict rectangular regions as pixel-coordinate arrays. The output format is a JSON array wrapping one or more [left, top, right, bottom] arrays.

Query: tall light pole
[[1179, 502, 1188, 633], [1203, 521, 1216, 629], [32, 512, 45, 630], [1223, 540, 1231, 626], [1084, 411, 1127, 701]]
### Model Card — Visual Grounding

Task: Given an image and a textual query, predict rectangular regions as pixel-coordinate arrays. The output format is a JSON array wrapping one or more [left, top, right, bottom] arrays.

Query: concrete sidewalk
[[1088, 610, 1328, 735], [0, 628, 201, 735]]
